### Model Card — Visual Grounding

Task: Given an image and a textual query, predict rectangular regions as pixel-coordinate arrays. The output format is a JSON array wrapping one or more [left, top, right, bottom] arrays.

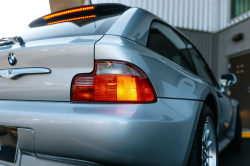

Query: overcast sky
[[0, 0, 50, 38]]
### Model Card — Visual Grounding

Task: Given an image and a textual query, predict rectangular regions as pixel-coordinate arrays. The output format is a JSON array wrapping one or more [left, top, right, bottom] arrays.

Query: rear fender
[[95, 35, 216, 101]]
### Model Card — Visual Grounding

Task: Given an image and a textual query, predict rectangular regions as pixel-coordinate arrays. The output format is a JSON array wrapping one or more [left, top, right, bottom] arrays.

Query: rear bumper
[[0, 98, 203, 166]]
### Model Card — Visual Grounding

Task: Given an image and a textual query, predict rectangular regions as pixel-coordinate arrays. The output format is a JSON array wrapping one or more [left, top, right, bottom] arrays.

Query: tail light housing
[[71, 61, 157, 103]]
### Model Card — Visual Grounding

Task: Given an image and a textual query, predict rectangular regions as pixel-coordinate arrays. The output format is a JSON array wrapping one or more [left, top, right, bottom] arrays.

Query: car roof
[[106, 7, 185, 46]]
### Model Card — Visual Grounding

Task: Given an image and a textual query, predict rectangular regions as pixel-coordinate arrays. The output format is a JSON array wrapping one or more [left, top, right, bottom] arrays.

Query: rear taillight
[[71, 61, 157, 103]]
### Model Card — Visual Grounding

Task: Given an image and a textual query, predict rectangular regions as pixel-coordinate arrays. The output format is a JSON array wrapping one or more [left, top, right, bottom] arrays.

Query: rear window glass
[[22, 15, 120, 42]]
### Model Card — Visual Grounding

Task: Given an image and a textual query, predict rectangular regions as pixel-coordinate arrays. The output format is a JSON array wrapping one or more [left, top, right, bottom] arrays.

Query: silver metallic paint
[[21, 155, 83, 166], [218, 98, 239, 152], [95, 33, 234, 144], [217, 93, 234, 139], [106, 8, 184, 47], [0, 6, 237, 166], [18, 128, 35, 154], [0, 35, 102, 101], [35, 154, 103, 166], [106, 8, 157, 46], [0, 99, 202, 166], [95, 35, 213, 100], [96, 34, 233, 141]]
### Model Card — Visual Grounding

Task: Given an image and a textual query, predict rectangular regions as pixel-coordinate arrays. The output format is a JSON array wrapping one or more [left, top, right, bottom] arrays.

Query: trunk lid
[[0, 11, 123, 101], [0, 35, 101, 101]]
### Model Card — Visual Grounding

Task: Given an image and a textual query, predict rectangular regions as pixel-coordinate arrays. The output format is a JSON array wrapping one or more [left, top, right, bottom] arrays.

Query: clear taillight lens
[[71, 61, 156, 103]]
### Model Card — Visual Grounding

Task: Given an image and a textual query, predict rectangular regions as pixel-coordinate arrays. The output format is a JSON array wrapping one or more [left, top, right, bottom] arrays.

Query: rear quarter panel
[[94, 35, 226, 165], [95, 35, 216, 101], [95, 35, 228, 138]]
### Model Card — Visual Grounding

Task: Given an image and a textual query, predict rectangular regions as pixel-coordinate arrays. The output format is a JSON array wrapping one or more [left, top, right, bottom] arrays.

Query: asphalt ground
[[219, 133, 250, 166]]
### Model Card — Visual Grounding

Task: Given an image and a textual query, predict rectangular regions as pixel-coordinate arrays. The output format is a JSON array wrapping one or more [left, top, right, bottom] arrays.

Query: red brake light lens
[[72, 61, 156, 103]]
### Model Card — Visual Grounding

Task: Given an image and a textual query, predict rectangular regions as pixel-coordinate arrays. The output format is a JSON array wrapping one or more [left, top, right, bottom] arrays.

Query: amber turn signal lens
[[71, 61, 156, 103]]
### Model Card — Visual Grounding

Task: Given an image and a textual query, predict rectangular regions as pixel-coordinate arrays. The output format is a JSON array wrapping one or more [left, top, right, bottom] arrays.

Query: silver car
[[0, 3, 242, 166]]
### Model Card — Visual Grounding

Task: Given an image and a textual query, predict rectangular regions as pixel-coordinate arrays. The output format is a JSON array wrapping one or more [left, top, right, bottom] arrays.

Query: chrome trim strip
[[0, 37, 15, 47], [0, 68, 51, 79], [36, 153, 103, 166]]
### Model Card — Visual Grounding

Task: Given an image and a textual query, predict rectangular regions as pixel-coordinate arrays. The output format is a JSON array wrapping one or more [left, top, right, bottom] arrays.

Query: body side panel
[[95, 35, 216, 101], [21, 154, 101, 166], [217, 93, 234, 139], [218, 97, 239, 152], [95, 35, 234, 146], [106, 7, 235, 140]]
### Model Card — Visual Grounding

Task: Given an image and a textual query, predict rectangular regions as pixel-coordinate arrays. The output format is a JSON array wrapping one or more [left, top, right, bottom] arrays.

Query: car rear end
[[0, 4, 204, 166]]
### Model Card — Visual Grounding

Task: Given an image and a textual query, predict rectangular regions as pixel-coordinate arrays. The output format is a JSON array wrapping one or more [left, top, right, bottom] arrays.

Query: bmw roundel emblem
[[8, 52, 17, 66]]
